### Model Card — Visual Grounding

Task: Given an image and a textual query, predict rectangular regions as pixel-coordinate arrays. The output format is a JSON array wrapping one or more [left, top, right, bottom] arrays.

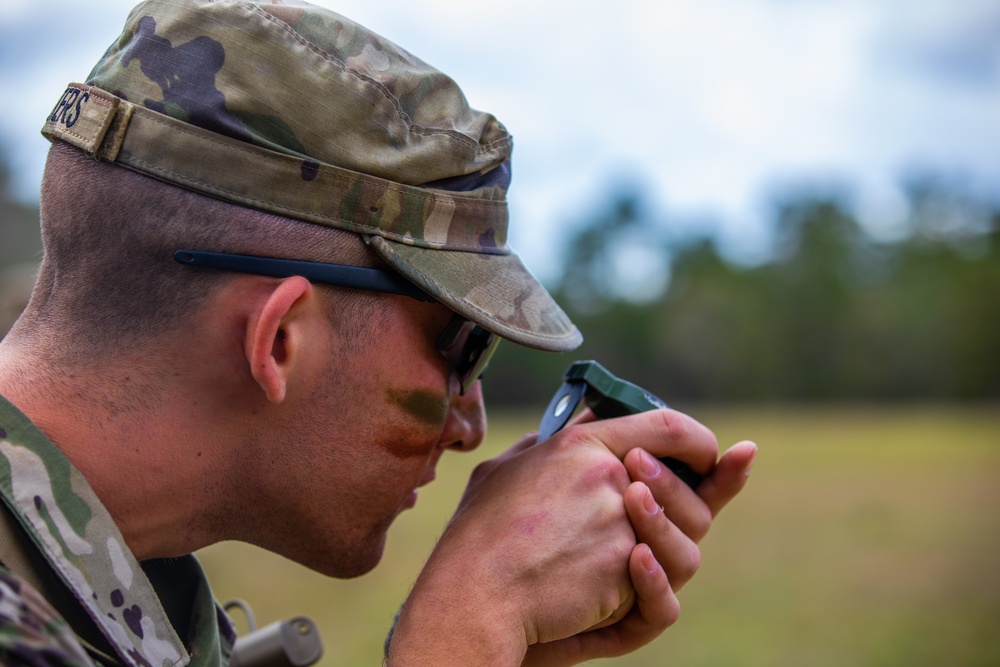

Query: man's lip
[[404, 469, 436, 510]]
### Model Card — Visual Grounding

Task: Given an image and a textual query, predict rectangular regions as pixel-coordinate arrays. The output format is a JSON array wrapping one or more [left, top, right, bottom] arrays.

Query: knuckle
[[657, 408, 686, 441], [591, 537, 636, 620], [600, 587, 636, 627], [551, 422, 589, 447], [608, 545, 635, 578], [659, 463, 680, 495], [678, 544, 702, 582], [652, 513, 674, 542], [549, 425, 609, 462], [468, 458, 496, 484], [654, 407, 677, 438], [575, 447, 629, 489], [703, 428, 720, 460], [546, 427, 586, 458], [664, 598, 682, 628], [692, 503, 713, 540], [658, 410, 720, 460]]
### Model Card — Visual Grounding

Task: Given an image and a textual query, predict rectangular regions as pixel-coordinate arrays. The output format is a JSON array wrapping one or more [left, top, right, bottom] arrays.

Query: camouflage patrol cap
[[41, 0, 582, 352]]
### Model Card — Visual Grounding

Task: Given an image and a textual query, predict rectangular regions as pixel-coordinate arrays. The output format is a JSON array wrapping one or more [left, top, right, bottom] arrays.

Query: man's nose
[[441, 380, 486, 452]]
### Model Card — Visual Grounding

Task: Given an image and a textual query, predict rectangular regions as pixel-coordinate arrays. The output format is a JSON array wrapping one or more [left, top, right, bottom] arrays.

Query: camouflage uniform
[[0, 394, 236, 666]]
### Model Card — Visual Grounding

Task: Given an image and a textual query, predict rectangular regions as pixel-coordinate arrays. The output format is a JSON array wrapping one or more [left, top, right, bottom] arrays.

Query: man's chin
[[303, 534, 388, 579]]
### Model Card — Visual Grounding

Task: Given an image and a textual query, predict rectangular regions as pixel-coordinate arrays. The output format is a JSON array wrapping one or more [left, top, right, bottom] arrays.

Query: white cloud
[[2, 0, 998, 275]]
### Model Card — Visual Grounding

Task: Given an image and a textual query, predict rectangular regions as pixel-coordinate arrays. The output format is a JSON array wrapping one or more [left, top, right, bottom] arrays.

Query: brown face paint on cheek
[[386, 389, 448, 459]]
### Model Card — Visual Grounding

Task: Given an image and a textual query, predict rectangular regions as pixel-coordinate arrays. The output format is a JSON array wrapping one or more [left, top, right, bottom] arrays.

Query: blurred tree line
[[486, 177, 999, 405], [0, 160, 41, 334], [1, 158, 997, 403]]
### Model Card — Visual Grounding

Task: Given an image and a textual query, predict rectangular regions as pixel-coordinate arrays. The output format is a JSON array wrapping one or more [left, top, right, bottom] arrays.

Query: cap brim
[[367, 236, 583, 352]]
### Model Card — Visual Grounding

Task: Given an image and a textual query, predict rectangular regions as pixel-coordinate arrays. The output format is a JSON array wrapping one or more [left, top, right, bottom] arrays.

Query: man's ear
[[246, 276, 315, 404]]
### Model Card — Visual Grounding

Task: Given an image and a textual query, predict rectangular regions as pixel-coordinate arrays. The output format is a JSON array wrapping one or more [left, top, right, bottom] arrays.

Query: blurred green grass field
[[197, 405, 1000, 666]]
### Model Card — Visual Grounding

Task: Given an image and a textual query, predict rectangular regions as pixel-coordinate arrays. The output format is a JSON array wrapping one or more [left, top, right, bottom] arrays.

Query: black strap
[[0, 500, 124, 666]]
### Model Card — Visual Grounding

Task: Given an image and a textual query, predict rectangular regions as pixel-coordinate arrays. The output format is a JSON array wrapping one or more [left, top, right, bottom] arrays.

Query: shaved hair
[[11, 141, 383, 364]]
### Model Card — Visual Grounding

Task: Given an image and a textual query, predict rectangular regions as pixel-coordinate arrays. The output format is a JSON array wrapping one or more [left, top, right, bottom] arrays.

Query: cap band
[[42, 83, 510, 254]]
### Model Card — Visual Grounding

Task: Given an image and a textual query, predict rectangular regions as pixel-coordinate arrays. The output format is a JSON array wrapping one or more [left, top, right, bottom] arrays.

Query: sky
[[1, 0, 998, 282]]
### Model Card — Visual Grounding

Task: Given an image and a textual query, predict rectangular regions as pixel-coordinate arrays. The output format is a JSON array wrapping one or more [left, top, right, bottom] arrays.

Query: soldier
[[0, 1, 756, 665]]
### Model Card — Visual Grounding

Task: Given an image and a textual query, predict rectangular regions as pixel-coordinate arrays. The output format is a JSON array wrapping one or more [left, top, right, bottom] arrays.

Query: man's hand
[[387, 429, 638, 665], [386, 409, 755, 667], [523, 409, 757, 666]]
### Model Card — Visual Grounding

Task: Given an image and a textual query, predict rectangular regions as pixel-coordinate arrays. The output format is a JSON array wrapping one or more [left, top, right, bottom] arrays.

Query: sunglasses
[[174, 250, 499, 394]]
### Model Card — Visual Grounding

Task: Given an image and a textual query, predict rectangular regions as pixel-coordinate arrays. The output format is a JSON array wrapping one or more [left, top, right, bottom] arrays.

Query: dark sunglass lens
[[438, 317, 499, 394]]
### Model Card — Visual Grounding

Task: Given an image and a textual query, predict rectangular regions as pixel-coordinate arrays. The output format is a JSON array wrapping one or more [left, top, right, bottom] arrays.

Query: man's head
[[13, 140, 487, 576], [43, 0, 581, 352], [6, 0, 582, 575]]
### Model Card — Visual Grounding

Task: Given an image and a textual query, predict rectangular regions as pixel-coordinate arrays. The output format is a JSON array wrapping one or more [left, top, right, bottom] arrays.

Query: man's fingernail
[[640, 450, 660, 478], [643, 487, 661, 515], [643, 546, 659, 575], [745, 443, 759, 477]]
